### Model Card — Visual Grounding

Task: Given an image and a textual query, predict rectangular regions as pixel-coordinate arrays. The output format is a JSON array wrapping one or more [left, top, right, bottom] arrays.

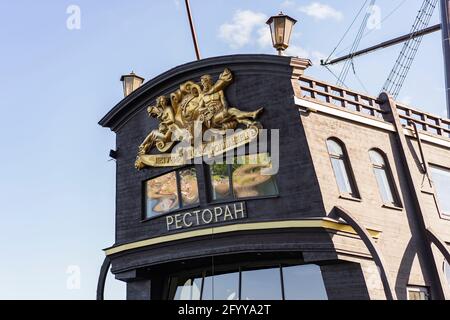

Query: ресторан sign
[[166, 202, 246, 231]]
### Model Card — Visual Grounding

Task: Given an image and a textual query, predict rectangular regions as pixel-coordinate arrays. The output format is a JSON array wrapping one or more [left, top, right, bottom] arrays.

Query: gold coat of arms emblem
[[135, 68, 264, 169]]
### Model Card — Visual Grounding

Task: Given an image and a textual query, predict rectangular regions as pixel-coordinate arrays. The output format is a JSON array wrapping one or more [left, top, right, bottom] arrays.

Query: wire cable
[[323, 65, 349, 88], [337, 0, 377, 86], [334, 0, 408, 57], [353, 64, 370, 93], [324, 0, 369, 64]]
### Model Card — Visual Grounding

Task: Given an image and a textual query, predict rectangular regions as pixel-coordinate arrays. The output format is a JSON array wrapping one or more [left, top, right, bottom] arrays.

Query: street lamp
[[266, 12, 297, 56], [120, 72, 145, 97]]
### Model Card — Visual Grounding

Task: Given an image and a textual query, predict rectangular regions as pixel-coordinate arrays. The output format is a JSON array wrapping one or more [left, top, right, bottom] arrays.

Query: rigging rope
[[353, 66, 370, 94], [382, 0, 439, 98], [323, 65, 348, 88], [337, 0, 377, 87], [324, 0, 369, 64], [334, 0, 408, 57]]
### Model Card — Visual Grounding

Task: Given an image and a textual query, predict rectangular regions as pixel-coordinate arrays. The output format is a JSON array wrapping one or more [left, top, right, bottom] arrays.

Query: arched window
[[326, 139, 359, 198], [369, 150, 400, 207]]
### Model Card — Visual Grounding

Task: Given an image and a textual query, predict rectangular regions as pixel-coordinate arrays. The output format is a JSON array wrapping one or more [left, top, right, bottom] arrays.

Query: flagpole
[[185, 0, 201, 60]]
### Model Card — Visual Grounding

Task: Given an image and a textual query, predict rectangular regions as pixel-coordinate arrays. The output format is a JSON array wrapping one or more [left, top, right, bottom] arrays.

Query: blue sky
[[0, 0, 446, 299]]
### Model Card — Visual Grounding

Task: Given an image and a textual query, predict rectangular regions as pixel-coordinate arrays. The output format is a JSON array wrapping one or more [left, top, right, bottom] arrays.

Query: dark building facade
[[99, 54, 450, 300]]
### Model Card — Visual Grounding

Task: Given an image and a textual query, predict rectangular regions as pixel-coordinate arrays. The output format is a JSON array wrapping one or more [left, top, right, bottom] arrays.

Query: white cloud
[[218, 8, 326, 63], [285, 45, 310, 59], [257, 25, 272, 48], [219, 10, 268, 49], [298, 2, 343, 21], [286, 46, 327, 64]]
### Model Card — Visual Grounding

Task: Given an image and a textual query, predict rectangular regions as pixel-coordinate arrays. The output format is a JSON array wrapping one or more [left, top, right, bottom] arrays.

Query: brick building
[[98, 54, 450, 300]]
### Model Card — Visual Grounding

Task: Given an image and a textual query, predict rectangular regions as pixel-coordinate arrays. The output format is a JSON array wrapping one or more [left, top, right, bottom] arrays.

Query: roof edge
[[98, 54, 310, 131]]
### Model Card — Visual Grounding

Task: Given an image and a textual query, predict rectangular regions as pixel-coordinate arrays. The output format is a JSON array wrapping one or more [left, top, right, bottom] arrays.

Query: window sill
[[339, 195, 362, 202], [208, 194, 280, 206], [141, 204, 201, 223], [382, 204, 403, 211]]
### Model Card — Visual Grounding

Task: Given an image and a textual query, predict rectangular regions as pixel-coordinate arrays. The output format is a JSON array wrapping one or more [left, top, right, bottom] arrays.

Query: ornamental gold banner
[[138, 126, 259, 167]]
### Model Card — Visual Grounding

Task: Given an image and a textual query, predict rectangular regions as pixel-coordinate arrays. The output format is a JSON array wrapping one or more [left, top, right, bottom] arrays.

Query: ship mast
[[322, 0, 450, 117], [441, 0, 450, 118]]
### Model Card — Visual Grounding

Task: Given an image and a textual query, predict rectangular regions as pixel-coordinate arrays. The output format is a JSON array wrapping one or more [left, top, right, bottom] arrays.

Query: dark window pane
[[145, 172, 179, 218], [282, 265, 328, 300], [430, 166, 450, 214], [232, 154, 278, 199], [174, 278, 202, 300], [241, 268, 282, 300], [210, 163, 231, 201], [202, 272, 239, 300], [179, 168, 199, 207]]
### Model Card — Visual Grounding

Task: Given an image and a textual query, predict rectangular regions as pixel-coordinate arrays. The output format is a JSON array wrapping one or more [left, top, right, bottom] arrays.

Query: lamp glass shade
[[283, 18, 294, 48], [267, 13, 297, 53], [275, 17, 286, 49], [121, 72, 144, 97]]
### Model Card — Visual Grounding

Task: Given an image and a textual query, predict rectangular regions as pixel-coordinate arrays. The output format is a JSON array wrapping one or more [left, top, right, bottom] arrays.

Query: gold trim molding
[[104, 218, 382, 256]]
